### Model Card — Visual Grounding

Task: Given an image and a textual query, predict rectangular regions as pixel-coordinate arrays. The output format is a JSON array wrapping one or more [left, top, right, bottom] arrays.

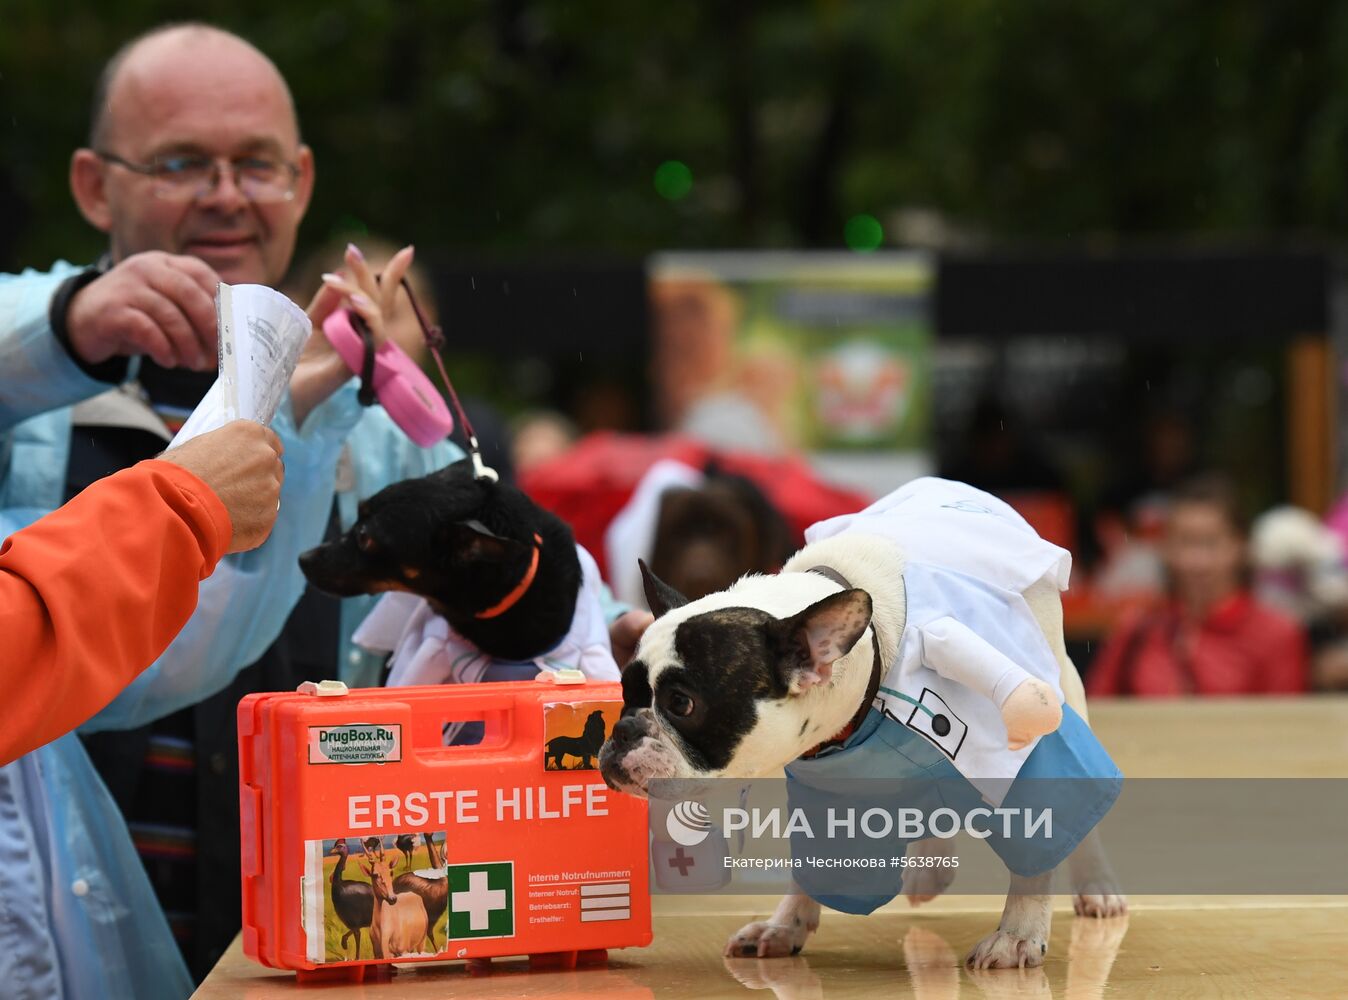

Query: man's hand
[[609, 610, 654, 667], [65, 251, 220, 370], [159, 420, 285, 553]]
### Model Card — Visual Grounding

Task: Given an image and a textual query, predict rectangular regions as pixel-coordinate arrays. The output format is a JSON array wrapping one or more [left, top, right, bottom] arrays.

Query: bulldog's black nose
[[610, 716, 645, 748]]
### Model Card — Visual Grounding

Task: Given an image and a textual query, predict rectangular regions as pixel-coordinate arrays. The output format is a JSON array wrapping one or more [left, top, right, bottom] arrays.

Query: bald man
[[63, 25, 313, 363], [0, 24, 361, 1000]]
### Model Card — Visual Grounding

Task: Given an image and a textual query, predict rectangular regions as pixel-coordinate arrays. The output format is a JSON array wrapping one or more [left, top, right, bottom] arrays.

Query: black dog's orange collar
[[475, 533, 544, 620]]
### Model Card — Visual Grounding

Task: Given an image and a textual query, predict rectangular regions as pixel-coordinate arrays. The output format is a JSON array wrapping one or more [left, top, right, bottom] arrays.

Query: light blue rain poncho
[[0, 262, 466, 999]]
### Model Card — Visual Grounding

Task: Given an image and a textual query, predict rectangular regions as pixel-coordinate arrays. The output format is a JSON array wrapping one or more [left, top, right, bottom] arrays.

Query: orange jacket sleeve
[[0, 458, 231, 764]]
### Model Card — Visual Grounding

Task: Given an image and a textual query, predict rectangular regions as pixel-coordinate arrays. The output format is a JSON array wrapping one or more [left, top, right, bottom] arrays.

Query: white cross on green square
[[447, 862, 514, 939]]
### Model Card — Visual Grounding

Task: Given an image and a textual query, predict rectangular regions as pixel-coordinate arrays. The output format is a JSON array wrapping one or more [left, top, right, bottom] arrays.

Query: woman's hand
[[289, 243, 415, 428]]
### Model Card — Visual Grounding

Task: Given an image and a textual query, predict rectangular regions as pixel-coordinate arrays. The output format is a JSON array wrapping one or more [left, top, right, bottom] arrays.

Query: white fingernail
[[321, 272, 344, 286]]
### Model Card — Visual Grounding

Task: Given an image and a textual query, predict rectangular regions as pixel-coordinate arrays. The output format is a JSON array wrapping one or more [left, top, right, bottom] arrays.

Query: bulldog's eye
[[355, 525, 376, 553], [668, 691, 696, 718]]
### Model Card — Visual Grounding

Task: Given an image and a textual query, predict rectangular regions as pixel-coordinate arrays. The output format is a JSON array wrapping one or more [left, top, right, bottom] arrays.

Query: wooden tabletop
[[195, 696, 1348, 999]]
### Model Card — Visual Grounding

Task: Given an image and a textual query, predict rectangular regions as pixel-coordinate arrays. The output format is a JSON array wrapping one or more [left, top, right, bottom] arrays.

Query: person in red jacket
[[1, 419, 283, 764], [1087, 474, 1309, 697]]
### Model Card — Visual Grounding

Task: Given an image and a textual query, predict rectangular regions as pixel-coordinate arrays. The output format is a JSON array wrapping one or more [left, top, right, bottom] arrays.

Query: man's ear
[[291, 143, 316, 218], [773, 589, 872, 695], [640, 558, 689, 618], [70, 149, 113, 233]]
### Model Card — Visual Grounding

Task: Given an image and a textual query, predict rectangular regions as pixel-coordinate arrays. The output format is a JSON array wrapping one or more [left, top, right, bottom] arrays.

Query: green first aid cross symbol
[[447, 862, 514, 938]]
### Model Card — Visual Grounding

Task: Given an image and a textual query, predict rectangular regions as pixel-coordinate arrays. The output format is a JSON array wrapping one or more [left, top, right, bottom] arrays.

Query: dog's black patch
[[620, 660, 653, 716], [640, 607, 788, 772]]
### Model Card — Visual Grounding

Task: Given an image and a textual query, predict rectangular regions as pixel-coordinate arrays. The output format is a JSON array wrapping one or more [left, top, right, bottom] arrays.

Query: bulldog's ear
[[773, 589, 872, 695], [640, 558, 689, 618]]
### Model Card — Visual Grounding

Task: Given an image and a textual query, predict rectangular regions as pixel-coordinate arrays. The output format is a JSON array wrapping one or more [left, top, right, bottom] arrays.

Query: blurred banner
[[648, 252, 933, 455]]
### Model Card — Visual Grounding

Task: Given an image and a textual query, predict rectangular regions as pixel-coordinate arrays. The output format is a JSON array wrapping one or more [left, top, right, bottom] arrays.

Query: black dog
[[545, 710, 608, 770], [299, 459, 582, 662]]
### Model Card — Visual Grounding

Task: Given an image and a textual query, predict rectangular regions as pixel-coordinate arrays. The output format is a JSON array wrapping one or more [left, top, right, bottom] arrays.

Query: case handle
[[409, 693, 517, 755]]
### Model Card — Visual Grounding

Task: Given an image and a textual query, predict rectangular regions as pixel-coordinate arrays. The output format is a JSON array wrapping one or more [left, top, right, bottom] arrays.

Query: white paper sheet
[[169, 283, 311, 447]]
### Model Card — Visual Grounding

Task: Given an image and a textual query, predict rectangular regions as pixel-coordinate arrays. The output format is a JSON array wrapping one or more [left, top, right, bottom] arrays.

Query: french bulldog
[[599, 494, 1126, 970]]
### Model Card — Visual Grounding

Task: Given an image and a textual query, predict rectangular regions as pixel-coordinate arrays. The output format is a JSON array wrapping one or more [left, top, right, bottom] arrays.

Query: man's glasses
[[95, 151, 300, 203]]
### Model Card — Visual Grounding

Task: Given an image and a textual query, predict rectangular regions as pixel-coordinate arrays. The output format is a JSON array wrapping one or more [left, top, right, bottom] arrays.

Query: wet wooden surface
[[196, 697, 1348, 998]]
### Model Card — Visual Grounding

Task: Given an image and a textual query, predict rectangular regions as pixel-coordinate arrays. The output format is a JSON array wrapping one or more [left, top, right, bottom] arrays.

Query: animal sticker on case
[[904, 687, 968, 760], [309, 832, 448, 963], [542, 701, 621, 771]]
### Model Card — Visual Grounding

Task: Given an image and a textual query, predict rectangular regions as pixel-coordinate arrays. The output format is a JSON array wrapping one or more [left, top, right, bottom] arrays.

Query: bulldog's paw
[[902, 837, 958, 906], [1073, 887, 1128, 918], [724, 921, 810, 959], [965, 929, 1048, 970], [903, 862, 958, 906]]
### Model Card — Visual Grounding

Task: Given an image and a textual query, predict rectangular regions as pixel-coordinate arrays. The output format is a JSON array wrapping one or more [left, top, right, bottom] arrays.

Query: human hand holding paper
[[170, 283, 311, 447], [160, 420, 285, 552]]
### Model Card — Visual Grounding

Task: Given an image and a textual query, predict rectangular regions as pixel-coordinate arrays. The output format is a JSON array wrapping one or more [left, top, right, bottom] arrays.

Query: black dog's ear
[[446, 519, 526, 562], [430, 457, 476, 482], [461, 518, 503, 539], [771, 589, 872, 696], [640, 558, 689, 618]]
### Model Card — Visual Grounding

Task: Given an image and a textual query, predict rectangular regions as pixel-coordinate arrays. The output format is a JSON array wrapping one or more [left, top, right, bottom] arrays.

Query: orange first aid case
[[238, 678, 652, 977]]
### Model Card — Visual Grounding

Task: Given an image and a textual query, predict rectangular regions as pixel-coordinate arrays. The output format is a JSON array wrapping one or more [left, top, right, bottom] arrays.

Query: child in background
[[1087, 475, 1308, 696]]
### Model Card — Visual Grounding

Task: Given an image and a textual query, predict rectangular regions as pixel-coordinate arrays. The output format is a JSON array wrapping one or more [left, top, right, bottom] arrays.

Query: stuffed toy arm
[[919, 616, 1063, 750]]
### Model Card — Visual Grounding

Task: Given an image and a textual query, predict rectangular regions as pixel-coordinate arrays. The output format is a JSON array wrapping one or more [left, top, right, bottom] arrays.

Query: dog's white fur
[[624, 532, 1124, 968]]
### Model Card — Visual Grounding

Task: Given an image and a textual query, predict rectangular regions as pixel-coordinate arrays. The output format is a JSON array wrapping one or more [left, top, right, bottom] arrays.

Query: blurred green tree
[[2, 0, 1346, 272]]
